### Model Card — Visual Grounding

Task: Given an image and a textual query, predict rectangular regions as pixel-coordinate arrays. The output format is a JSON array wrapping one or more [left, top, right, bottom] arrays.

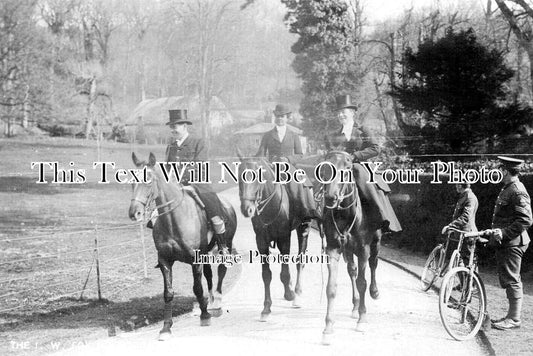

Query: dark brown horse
[[128, 153, 237, 340], [238, 156, 311, 320], [319, 151, 381, 344]]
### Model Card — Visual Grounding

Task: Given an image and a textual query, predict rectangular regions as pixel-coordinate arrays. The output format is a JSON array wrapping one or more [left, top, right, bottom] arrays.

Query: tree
[[282, 0, 364, 142], [494, 0, 533, 97], [392, 28, 529, 154]]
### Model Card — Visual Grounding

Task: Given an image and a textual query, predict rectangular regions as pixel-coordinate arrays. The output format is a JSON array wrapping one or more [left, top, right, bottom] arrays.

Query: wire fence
[[0, 222, 152, 314]]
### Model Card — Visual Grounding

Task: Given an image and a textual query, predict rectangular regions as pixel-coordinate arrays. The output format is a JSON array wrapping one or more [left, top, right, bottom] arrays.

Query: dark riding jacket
[[256, 127, 303, 162], [325, 125, 380, 161]]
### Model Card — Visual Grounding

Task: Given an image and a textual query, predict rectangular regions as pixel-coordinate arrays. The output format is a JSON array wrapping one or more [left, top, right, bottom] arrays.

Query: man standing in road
[[490, 156, 532, 330]]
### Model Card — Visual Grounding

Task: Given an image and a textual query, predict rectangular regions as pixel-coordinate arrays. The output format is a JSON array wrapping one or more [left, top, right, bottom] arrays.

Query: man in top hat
[[255, 103, 317, 221], [164, 109, 228, 254], [325, 94, 401, 233], [490, 156, 532, 330]]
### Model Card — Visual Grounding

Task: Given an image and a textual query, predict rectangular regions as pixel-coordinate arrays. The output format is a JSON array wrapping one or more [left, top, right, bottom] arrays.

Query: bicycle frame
[[439, 228, 490, 341]]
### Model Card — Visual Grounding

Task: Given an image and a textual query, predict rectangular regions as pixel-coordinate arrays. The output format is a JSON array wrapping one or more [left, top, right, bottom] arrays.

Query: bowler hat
[[335, 94, 358, 110], [166, 109, 192, 125], [498, 156, 524, 170], [273, 104, 291, 117]]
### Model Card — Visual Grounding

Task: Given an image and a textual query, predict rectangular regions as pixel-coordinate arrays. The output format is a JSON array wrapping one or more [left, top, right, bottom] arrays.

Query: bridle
[[321, 151, 359, 246], [131, 167, 185, 220], [239, 160, 284, 227]]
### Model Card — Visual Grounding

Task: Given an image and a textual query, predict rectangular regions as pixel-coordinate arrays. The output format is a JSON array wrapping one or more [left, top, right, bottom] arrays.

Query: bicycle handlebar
[[445, 227, 491, 244]]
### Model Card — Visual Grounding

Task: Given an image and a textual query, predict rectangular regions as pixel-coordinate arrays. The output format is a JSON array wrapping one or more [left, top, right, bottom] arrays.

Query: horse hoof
[[321, 333, 332, 345], [292, 296, 302, 308], [200, 318, 211, 327], [158, 332, 172, 341], [209, 308, 223, 318], [284, 291, 295, 301], [370, 289, 380, 300], [259, 313, 269, 322], [350, 310, 358, 319], [356, 321, 368, 333]]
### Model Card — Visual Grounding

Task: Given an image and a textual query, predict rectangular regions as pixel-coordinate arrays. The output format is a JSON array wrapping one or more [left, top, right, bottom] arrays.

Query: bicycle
[[420, 227, 466, 291], [438, 229, 491, 341]]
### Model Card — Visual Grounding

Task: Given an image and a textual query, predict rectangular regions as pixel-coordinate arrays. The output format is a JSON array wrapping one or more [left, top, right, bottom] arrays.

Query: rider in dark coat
[[164, 109, 228, 253], [325, 95, 401, 233], [256, 104, 316, 220]]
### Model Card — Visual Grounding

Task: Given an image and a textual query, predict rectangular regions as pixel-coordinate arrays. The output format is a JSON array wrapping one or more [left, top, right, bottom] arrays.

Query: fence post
[[139, 222, 148, 278], [94, 225, 102, 301]]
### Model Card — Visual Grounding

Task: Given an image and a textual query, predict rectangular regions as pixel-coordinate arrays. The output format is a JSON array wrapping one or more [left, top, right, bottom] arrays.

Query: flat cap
[[497, 156, 524, 169]]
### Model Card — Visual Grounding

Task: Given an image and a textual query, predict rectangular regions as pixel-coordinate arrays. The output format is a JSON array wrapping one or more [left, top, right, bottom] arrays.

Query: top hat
[[166, 109, 192, 125], [335, 94, 358, 110], [497, 156, 524, 170], [273, 104, 291, 117]]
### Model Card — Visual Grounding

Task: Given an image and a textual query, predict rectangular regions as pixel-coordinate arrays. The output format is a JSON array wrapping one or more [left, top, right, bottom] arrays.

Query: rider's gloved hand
[[441, 225, 450, 235], [488, 228, 503, 246]]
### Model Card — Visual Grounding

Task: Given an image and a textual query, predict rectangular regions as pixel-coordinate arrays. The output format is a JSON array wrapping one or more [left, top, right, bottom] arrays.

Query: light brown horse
[[128, 153, 237, 340], [319, 151, 381, 344]]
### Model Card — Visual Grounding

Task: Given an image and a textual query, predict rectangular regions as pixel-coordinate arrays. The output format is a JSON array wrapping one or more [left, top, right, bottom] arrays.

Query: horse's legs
[[158, 259, 174, 340], [213, 238, 232, 308], [278, 232, 295, 301], [345, 250, 359, 319], [203, 264, 214, 305], [257, 233, 272, 321], [355, 244, 370, 330], [323, 247, 341, 337], [211, 263, 227, 310], [369, 236, 380, 299], [192, 264, 211, 326], [294, 222, 309, 305]]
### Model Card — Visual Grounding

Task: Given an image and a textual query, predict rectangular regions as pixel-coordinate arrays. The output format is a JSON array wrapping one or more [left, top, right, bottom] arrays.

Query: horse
[[319, 150, 381, 344], [128, 152, 237, 340], [237, 155, 311, 320]]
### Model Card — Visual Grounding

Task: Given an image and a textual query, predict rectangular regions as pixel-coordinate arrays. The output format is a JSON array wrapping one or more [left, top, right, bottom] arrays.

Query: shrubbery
[[389, 173, 533, 269]]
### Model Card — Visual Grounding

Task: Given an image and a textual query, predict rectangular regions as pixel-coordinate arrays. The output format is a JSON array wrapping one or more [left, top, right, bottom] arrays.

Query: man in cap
[[164, 109, 228, 254], [490, 156, 532, 330], [441, 183, 479, 265], [255, 103, 317, 221], [325, 94, 401, 234]]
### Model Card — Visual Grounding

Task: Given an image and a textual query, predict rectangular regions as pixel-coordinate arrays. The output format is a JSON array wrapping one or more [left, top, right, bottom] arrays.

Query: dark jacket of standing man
[[490, 156, 532, 331], [443, 183, 479, 234]]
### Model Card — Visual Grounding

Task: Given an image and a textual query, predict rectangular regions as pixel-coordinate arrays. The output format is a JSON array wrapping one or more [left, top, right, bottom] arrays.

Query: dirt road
[[50, 188, 491, 356]]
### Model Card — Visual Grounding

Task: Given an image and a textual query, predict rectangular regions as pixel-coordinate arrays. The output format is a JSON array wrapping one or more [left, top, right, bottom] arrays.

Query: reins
[[240, 159, 286, 228], [131, 170, 186, 221], [321, 152, 359, 248]]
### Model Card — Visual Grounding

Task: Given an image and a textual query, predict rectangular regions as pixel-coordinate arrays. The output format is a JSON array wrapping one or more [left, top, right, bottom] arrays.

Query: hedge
[[388, 174, 533, 268]]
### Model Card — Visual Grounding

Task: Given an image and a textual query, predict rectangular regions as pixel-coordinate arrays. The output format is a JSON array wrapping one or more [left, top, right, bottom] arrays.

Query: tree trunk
[[22, 84, 29, 128], [85, 76, 97, 139]]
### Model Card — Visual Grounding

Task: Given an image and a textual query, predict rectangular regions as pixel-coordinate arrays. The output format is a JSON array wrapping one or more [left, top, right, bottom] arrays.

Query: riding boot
[[211, 216, 228, 255]]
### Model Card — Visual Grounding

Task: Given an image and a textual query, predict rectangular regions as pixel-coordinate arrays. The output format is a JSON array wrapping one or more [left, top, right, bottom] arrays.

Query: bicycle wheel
[[448, 250, 462, 271], [421, 245, 442, 291], [439, 267, 486, 341]]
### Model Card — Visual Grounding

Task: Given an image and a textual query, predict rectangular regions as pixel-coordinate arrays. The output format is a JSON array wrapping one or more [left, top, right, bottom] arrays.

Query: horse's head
[[237, 155, 265, 218], [322, 151, 354, 209], [128, 152, 157, 222]]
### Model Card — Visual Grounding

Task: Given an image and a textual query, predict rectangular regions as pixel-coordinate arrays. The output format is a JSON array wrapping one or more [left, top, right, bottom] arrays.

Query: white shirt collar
[[176, 132, 189, 146], [341, 120, 354, 140], [276, 125, 286, 141]]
